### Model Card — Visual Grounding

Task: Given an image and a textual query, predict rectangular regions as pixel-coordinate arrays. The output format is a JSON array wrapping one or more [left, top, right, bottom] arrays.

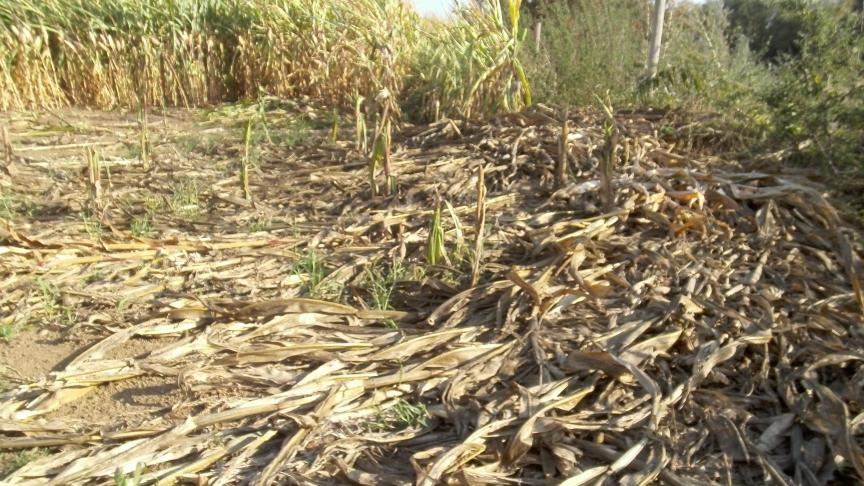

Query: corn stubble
[[1, 104, 862, 484], [0, 1, 863, 485]]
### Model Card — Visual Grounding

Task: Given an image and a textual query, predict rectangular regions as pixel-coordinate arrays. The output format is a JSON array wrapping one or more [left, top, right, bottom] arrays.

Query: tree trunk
[[647, 0, 667, 78]]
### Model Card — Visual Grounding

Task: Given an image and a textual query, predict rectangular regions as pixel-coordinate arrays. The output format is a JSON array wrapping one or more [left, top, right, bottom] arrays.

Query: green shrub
[[724, 0, 807, 61], [520, 0, 647, 107], [641, 1, 775, 141], [763, 2, 864, 183], [520, 0, 774, 133]]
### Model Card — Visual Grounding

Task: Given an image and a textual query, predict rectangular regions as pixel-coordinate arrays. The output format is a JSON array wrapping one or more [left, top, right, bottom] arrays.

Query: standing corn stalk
[[464, 0, 532, 116], [241, 119, 253, 201], [134, 55, 151, 170], [427, 202, 447, 266], [329, 109, 339, 143], [355, 95, 367, 153], [369, 129, 384, 196], [533, 20, 542, 51], [85, 147, 103, 213], [597, 95, 618, 210], [369, 43, 398, 196], [1, 125, 12, 182], [471, 164, 487, 286], [1, 125, 12, 168], [557, 110, 569, 188], [1, 126, 11, 167], [136, 102, 150, 169]]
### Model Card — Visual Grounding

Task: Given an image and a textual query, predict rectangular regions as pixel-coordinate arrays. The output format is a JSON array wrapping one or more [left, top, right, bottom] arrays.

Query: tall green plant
[[519, 0, 647, 107], [241, 118, 253, 201], [426, 204, 446, 266], [765, 2, 864, 183], [407, 0, 532, 120]]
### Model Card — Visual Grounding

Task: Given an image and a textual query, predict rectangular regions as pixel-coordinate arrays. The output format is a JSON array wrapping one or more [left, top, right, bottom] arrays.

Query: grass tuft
[[0, 194, 16, 219], [80, 212, 103, 240], [130, 214, 152, 238], [0, 323, 16, 342], [113, 463, 144, 486], [171, 178, 200, 218], [365, 261, 405, 328], [391, 399, 428, 428], [246, 215, 271, 234], [0, 448, 48, 479], [367, 399, 428, 431], [293, 250, 340, 299]]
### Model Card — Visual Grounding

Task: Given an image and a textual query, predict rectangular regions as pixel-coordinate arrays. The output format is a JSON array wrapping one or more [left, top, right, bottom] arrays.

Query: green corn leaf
[[426, 204, 446, 266]]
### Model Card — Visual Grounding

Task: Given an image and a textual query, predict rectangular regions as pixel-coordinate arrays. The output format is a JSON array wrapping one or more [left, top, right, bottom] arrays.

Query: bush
[[724, 0, 806, 61], [641, 1, 774, 142], [763, 2, 864, 184], [521, 0, 773, 144], [519, 0, 647, 107]]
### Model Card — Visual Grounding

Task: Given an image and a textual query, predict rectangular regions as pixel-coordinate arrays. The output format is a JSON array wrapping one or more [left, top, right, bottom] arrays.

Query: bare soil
[[1, 330, 95, 381]]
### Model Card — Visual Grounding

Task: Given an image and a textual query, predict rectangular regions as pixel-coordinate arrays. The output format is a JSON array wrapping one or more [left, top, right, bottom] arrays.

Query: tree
[[647, 0, 667, 77]]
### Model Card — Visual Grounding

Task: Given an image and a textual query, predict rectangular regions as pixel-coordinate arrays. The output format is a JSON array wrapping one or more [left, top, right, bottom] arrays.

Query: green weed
[[271, 119, 312, 147], [130, 214, 153, 237], [37, 279, 60, 316], [61, 306, 76, 327], [293, 250, 339, 298], [0, 194, 15, 218], [0, 448, 48, 479], [85, 270, 107, 285], [365, 263, 401, 311], [0, 323, 16, 341], [171, 178, 200, 218], [116, 296, 131, 311], [246, 215, 271, 233], [80, 212, 103, 240], [365, 261, 406, 328], [294, 250, 325, 289], [366, 399, 428, 432], [35, 279, 75, 326], [0, 193, 41, 219], [125, 143, 143, 160], [143, 194, 162, 214], [113, 463, 144, 486], [174, 134, 217, 155]]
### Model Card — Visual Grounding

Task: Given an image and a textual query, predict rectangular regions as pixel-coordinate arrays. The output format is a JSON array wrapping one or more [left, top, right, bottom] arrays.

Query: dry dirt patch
[[0, 330, 95, 382]]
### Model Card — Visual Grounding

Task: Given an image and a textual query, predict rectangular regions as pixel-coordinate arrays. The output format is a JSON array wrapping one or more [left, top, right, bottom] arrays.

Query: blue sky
[[408, 0, 706, 18], [409, 0, 454, 18]]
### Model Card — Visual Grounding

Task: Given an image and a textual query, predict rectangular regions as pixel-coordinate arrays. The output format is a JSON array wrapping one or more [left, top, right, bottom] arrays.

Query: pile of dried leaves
[[1, 105, 862, 485]]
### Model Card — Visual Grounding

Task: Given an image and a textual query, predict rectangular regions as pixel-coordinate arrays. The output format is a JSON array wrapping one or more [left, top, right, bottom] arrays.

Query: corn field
[[0, 0, 530, 119]]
